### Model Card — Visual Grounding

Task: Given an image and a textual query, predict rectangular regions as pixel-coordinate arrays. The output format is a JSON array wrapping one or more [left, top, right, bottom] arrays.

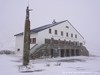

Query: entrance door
[[61, 49, 64, 57]]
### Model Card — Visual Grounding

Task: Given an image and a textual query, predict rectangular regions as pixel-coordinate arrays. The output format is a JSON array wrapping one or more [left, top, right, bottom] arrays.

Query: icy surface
[[0, 54, 100, 75]]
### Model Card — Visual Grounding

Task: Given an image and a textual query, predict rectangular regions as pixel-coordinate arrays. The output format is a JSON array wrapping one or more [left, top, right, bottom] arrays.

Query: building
[[14, 20, 89, 59]]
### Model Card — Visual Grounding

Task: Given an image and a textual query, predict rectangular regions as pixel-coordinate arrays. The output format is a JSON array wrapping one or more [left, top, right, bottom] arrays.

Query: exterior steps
[[30, 44, 48, 59]]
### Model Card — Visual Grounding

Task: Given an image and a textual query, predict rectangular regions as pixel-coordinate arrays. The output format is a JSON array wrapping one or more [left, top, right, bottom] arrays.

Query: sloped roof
[[14, 20, 67, 36], [14, 20, 84, 39]]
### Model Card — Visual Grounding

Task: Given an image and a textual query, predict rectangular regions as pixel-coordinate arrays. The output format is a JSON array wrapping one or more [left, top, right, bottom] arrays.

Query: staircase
[[30, 44, 38, 54], [80, 46, 89, 56], [30, 44, 48, 59]]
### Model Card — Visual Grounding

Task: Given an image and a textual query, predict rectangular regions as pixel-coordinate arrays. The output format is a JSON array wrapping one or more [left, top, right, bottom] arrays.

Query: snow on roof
[[14, 20, 67, 36], [14, 20, 84, 39]]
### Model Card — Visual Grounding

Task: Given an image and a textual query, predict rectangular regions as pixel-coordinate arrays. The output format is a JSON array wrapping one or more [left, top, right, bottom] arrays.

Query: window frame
[[61, 31, 63, 36], [66, 32, 68, 37], [49, 29, 52, 34], [55, 30, 58, 35], [75, 34, 77, 38], [30, 38, 36, 44], [71, 33, 73, 38]]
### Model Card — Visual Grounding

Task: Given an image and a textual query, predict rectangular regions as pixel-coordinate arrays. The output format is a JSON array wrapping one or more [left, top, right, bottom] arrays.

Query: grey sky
[[0, 0, 100, 53]]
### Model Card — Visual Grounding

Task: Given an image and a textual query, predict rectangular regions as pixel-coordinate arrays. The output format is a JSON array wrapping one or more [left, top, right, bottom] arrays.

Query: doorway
[[51, 49, 54, 58], [61, 49, 64, 57], [66, 49, 70, 56]]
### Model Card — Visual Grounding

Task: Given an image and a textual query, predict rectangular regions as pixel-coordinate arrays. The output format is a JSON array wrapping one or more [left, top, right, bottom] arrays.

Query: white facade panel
[[37, 21, 85, 45]]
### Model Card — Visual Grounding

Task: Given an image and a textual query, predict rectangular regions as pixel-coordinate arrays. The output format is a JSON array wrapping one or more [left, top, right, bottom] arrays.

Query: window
[[49, 29, 51, 34], [80, 43, 83, 46], [66, 26, 69, 29], [30, 38, 36, 44], [75, 34, 77, 38], [61, 31, 63, 36], [17, 49, 20, 51], [54, 40, 58, 44], [66, 32, 68, 37], [71, 33, 73, 38], [45, 39, 50, 44], [55, 30, 57, 35]]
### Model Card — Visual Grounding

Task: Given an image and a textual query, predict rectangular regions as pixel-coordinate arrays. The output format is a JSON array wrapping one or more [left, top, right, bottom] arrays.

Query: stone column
[[23, 6, 31, 66]]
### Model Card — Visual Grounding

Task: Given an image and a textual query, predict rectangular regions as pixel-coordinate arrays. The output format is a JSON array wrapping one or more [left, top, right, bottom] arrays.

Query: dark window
[[49, 29, 51, 34], [61, 31, 63, 36], [75, 34, 77, 38], [60, 40, 65, 44], [30, 38, 36, 44], [54, 40, 58, 44], [55, 30, 57, 35], [17, 49, 20, 51], [45, 39, 50, 44], [66, 32, 68, 37], [66, 26, 69, 29], [80, 43, 83, 46], [71, 33, 73, 38]]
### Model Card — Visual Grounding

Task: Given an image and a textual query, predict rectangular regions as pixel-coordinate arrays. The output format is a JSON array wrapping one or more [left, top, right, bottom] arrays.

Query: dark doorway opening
[[71, 49, 75, 56], [66, 49, 70, 56], [61, 49, 64, 57], [51, 49, 54, 58], [76, 49, 80, 56]]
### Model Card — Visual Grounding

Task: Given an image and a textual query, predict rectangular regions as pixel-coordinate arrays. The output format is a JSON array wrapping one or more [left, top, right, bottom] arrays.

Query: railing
[[30, 44, 38, 50], [30, 44, 41, 54], [31, 44, 45, 54]]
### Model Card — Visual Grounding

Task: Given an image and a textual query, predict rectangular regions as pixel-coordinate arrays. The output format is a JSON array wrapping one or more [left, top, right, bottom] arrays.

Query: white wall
[[38, 21, 85, 45], [15, 33, 38, 54], [15, 21, 85, 54], [15, 35, 23, 54], [30, 33, 38, 48]]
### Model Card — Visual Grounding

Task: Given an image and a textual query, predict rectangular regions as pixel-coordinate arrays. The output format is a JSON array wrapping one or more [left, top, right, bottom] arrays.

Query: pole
[[23, 6, 32, 66]]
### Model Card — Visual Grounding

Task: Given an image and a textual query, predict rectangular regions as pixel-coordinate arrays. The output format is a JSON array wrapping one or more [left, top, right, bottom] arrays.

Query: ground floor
[[50, 49, 81, 58], [30, 44, 89, 59]]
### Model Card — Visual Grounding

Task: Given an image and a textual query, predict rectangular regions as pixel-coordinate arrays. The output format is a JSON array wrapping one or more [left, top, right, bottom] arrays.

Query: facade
[[14, 20, 89, 59]]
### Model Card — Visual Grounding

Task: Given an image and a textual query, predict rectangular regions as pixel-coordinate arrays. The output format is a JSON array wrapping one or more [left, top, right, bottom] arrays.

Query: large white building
[[14, 20, 89, 58]]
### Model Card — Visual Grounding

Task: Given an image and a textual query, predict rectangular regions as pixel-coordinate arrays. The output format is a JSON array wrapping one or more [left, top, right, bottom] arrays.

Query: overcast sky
[[0, 0, 100, 53]]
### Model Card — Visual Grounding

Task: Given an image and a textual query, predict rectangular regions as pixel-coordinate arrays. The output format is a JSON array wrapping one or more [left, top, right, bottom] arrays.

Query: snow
[[0, 54, 100, 75]]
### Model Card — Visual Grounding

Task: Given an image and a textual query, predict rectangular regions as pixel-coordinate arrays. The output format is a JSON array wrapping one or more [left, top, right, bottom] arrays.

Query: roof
[[14, 20, 67, 36], [14, 20, 84, 39]]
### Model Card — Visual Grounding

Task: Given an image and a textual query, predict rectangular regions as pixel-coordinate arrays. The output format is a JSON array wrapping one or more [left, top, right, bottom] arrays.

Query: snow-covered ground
[[0, 54, 100, 75]]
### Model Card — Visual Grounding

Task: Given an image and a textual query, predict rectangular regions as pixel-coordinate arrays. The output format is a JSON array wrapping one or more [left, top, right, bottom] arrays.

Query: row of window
[[45, 39, 83, 46], [49, 29, 77, 38]]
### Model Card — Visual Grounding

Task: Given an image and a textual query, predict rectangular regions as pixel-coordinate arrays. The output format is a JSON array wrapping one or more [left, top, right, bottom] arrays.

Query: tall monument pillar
[[23, 6, 32, 66]]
